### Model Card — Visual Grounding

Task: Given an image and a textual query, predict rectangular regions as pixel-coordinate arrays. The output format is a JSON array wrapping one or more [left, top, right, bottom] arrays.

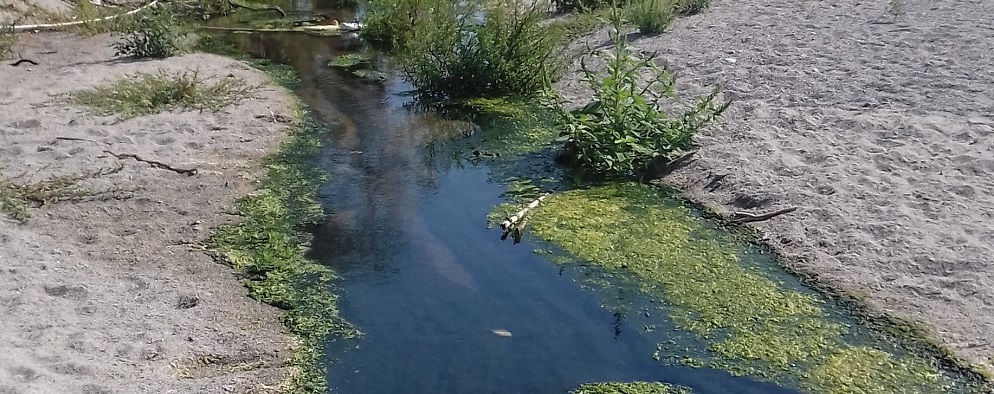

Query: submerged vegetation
[[571, 382, 693, 394], [67, 70, 257, 119], [203, 63, 357, 393], [526, 183, 965, 393]]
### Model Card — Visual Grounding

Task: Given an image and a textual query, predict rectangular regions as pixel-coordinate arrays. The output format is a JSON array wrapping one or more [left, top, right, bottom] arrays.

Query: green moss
[[805, 347, 943, 394], [527, 182, 954, 393], [571, 381, 692, 394], [328, 54, 369, 68], [204, 52, 357, 394]]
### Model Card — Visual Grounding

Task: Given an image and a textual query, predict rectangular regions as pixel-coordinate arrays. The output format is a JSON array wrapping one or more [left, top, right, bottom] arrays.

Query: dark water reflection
[[214, 13, 798, 394]]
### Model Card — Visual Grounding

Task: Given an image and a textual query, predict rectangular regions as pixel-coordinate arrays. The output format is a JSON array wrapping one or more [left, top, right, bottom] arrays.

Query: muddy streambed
[[206, 4, 983, 393]]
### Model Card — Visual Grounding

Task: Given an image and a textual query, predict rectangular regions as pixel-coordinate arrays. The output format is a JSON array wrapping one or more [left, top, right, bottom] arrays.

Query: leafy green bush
[[626, 0, 675, 34], [401, 0, 567, 101], [551, 7, 728, 180], [113, 7, 179, 58], [360, 0, 432, 48]]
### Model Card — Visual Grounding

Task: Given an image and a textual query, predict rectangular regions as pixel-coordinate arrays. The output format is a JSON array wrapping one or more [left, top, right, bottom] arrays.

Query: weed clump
[[1, 21, 16, 59], [0, 167, 126, 222], [553, 0, 627, 13], [401, 0, 566, 101], [626, 0, 675, 34], [113, 7, 180, 58], [675, 0, 710, 15], [360, 0, 425, 48], [68, 70, 257, 118], [550, 6, 727, 180]]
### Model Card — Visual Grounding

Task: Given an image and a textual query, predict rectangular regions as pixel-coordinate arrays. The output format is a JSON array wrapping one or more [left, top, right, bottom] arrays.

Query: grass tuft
[[675, 0, 710, 15], [0, 166, 127, 222], [67, 70, 257, 119], [626, 0, 675, 34], [0, 21, 15, 59]]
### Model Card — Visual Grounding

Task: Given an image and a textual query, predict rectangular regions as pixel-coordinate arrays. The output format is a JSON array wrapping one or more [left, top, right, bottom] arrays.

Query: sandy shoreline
[[1, 33, 299, 393], [560, 0, 994, 376]]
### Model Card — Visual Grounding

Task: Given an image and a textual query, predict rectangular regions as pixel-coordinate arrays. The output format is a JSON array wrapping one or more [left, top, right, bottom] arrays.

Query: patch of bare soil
[[0, 33, 299, 393], [559, 0, 994, 375]]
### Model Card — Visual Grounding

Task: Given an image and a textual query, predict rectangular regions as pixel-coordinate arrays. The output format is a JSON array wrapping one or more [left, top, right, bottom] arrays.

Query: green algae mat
[[525, 183, 983, 394]]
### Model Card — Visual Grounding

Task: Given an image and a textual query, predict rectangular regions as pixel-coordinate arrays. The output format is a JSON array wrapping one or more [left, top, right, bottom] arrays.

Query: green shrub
[[113, 7, 179, 58], [553, 0, 627, 13], [0, 22, 14, 60], [551, 6, 728, 180], [676, 0, 710, 15], [360, 0, 434, 48], [401, 0, 567, 101], [626, 0, 675, 34]]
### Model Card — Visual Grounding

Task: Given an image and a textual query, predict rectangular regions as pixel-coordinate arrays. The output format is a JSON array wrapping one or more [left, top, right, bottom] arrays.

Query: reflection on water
[[212, 11, 800, 393]]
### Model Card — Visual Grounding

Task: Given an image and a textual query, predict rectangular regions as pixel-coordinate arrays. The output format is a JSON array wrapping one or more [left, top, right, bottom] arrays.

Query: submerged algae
[[527, 182, 960, 393], [571, 381, 693, 394], [204, 58, 357, 393]]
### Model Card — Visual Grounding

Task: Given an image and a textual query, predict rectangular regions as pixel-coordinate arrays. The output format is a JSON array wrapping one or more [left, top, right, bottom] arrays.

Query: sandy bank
[[559, 0, 994, 375], [1, 33, 299, 393]]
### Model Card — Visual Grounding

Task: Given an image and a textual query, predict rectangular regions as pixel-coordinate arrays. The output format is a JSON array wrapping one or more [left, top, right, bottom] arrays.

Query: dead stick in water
[[729, 207, 798, 224], [104, 150, 198, 176], [500, 195, 548, 232], [511, 218, 529, 244]]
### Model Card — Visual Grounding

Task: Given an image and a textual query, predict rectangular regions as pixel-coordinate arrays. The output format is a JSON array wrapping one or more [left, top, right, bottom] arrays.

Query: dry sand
[[559, 0, 994, 376], [1, 33, 299, 393]]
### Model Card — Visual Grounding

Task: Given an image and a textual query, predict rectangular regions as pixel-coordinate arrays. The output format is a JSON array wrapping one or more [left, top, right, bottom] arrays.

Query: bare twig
[[703, 173, 728, 192], [729, 207, 798, 224], [10, 58, 39, 66], [56, 136, 110, 145], [104, 150, 197, 176]]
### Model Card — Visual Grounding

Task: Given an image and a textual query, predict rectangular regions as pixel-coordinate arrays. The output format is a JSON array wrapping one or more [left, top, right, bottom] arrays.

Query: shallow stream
[[208, 4, 981, 393]]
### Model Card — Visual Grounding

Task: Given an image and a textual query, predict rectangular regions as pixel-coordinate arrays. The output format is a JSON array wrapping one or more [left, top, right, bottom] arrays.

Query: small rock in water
[[490, 329, 512, 337]]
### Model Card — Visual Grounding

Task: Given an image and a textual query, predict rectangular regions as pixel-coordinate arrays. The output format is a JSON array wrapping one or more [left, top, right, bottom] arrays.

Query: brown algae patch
[[527, 182, 966, 393], [571, 381, 693, 394]]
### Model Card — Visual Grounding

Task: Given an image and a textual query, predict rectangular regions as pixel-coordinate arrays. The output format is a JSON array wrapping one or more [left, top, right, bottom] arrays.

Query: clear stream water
[[216, 24, 797, 393], [208, 3, 975, 393]]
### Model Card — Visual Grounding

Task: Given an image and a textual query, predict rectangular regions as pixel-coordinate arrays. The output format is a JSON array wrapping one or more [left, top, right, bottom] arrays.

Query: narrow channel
[[212, 5, 801, 393]]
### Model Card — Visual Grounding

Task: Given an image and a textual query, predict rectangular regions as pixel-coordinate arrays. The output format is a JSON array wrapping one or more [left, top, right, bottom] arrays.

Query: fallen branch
[[729, 207, 798, 224], [500, 195, 547, 232], [104, 150, 197, 176], [9, 58, 39, 66], [703, 173, 728, 192], [56, 136, 110, 145], [511, 218, 528, 244]]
